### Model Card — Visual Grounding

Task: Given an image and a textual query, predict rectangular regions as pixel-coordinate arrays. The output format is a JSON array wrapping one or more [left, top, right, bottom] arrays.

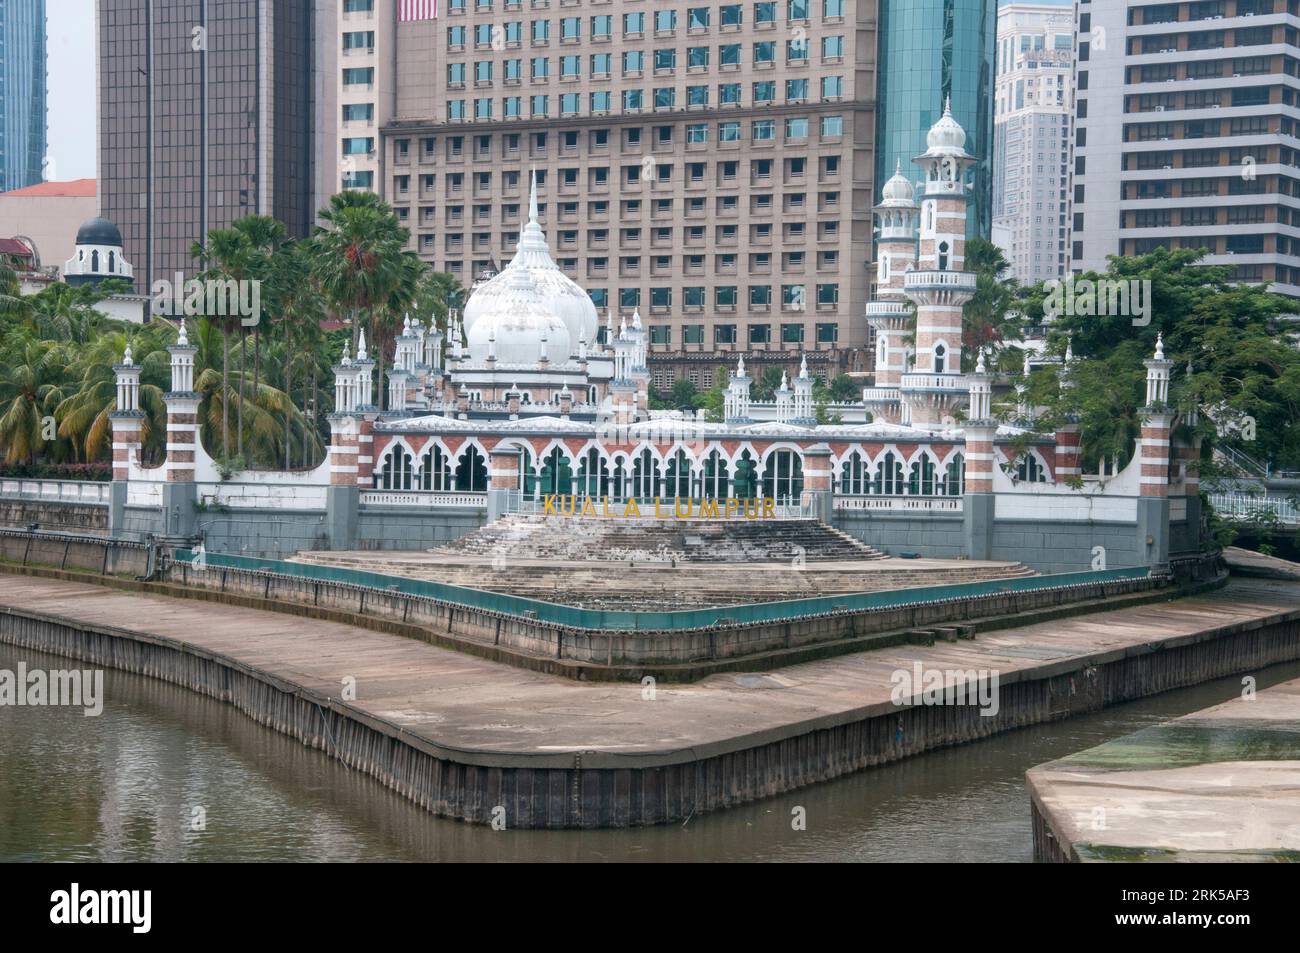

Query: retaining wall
[[0, 599, 1295, 829]]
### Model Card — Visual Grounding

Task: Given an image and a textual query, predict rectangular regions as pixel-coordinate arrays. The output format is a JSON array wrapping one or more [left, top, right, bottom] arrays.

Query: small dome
[[878, 160, 915, 206], [465, 266, 572, 365], [75, 217, 123, 247], [925, 99, 968, 153]]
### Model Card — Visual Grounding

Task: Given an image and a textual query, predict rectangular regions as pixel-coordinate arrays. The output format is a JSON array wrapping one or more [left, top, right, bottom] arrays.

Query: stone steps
[[432, 514, 885, 564], [290, 551, 1037, 609]]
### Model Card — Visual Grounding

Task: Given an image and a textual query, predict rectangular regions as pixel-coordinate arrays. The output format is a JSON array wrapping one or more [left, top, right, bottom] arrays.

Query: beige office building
[[326, 0, 879, 389]]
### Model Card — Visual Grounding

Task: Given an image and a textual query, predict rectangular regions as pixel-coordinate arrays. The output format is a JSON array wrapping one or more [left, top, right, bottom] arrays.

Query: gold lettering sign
[[535, 495, 779, 520]]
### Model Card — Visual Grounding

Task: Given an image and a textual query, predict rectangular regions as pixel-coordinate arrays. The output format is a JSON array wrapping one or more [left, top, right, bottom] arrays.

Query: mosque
[[338, 104, 1065, 523], [108, 106, 1202, 574]]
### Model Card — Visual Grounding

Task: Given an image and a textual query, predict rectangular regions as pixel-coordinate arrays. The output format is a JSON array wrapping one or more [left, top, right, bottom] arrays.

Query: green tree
[[963, 237, 1021, 367]]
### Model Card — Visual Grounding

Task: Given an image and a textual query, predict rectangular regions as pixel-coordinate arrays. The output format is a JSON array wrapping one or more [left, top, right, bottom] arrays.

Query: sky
[[45, 0, 96, 181]]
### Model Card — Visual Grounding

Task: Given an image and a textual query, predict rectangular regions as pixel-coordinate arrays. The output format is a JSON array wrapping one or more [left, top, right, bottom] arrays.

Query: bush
[[0, 462, 113, 482]]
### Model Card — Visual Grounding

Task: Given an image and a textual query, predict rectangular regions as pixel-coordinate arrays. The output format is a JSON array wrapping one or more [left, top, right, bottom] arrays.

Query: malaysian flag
[[399, 0, 438, 21]]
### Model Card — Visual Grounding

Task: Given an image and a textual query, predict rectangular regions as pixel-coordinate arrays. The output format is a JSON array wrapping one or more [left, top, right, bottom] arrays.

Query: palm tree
[[309, 193, 413, 384], [0, 337, 72, 464], [191, 215, 286, 461], [55, 332, 169, 465]]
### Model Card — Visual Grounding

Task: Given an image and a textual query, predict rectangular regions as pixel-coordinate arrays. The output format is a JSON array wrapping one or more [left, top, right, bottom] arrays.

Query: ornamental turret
[[900, 99, 978, 430]]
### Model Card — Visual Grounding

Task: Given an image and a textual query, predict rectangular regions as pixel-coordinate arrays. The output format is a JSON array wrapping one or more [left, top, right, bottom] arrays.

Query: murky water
[[2, 642, 1296, 863]]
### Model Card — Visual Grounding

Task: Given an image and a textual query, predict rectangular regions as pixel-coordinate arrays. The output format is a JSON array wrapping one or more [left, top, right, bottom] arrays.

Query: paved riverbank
[[2, 575, 1298, 827], [1027, 675, 1300, 861]]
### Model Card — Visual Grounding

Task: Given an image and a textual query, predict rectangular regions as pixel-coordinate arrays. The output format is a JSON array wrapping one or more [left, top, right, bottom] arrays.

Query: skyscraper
[[0, 0, 48, 193], [1069, 0, 1300, 295], [992, 3, 1072, 284], [98, 0, 314, 291], [875, 0, 995, 240]]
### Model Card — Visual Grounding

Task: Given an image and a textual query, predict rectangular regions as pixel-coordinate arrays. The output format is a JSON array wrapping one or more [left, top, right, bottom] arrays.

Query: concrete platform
[[1027, 676, 1300, 862], [2, 574, 1299, 827]]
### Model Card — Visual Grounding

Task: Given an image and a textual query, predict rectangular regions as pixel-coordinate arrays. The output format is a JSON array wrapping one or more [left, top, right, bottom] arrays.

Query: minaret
[[107, 343, 145, 537], [962, 347, 999, 560], [775, 371, 792, 423], [162, 320, 200, 537], [1138, 334, 1176, 572], [724, 354, 752, 424], [864, 160, 918, 425], [791, 354, 815, 426], [900, 99, 978, 430]]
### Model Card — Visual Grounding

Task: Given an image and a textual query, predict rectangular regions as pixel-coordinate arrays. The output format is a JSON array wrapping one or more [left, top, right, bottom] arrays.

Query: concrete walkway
[[2, 574, 1298, 768], [1027, 676, 1300, 861]]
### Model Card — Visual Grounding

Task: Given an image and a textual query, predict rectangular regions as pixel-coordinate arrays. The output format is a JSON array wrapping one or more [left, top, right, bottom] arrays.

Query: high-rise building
[[0, 0, 47, 193], [992, 3, 1071, 285], [338, 0, 880, 387], [98, 0, 315, 291], [875, 0, 995, 241], [1070, 0, 1300, 295]]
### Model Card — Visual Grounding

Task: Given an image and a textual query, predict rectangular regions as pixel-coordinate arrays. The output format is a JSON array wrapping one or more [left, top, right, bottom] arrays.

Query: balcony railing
[[903, 270, 978, 292]]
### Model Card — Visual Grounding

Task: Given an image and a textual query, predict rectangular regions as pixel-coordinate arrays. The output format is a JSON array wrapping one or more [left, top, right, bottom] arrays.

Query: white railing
[[834, 495, 963, 513], [903, 270, 978, 291], [360, 490, 488, 508], [1208, 492, 1300, 525], [0, 479, 111, 505], [899, 372, 968, 391]]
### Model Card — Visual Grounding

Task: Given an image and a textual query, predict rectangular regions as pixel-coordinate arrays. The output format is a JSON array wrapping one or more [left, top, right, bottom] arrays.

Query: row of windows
[[394, 124, 847, 162], [647, 320, 833, 344], [444, 91, 846, 121], [1132, 0, 1285, 26], [446, 40, 845, 82], [397, 191, 843, 219], [441, 0, 847, 28]]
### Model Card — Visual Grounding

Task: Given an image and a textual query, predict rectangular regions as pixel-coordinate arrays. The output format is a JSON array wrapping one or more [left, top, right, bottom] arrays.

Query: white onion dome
[[878, 160, 916, 207], [461, 175, 598, 351], [465, 263, 571, 365], [923, 99, 969, 156]]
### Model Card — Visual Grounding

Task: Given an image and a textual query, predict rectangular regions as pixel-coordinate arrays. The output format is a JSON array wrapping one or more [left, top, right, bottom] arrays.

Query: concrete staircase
[[433, 514, 885, 564], [291, 514, 1037, 609]]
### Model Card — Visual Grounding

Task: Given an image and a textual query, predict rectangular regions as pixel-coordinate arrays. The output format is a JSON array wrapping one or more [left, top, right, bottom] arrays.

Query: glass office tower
[[0, 0, 48, 193], [99, 0, 314, 289], [876, 0, 995, 239]]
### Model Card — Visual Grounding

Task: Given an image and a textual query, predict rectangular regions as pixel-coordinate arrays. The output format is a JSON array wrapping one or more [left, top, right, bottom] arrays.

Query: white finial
[[631, 308, 642, 330], [1065, 338, 1074, 363], [976, 348, 986, 374], [341, 341, 351, 366], [123, 344, 133, 367], [798, 354, 809, 379], [528, 167, 539, 224], [780, 371, 789, 390], [1154, 333, 1164, 360], [736, 354, 746, 378], [177, 319, 189, 347], [403, 313, 411, 334], [943, 95, 952, 116], [1023, 350, 1031, 376], [357, 328, 368, 361]]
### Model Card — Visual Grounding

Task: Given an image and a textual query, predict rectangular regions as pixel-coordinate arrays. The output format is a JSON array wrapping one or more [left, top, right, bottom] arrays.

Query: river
[[3, 642, 1296, 862]]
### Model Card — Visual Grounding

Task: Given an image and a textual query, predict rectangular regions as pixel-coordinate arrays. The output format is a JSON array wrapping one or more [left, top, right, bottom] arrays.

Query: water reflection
[[3, 643, 1296, 862]]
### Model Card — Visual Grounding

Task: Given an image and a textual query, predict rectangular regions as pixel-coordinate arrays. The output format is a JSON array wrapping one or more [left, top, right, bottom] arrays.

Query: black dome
[[75, 217, 123, 247]]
